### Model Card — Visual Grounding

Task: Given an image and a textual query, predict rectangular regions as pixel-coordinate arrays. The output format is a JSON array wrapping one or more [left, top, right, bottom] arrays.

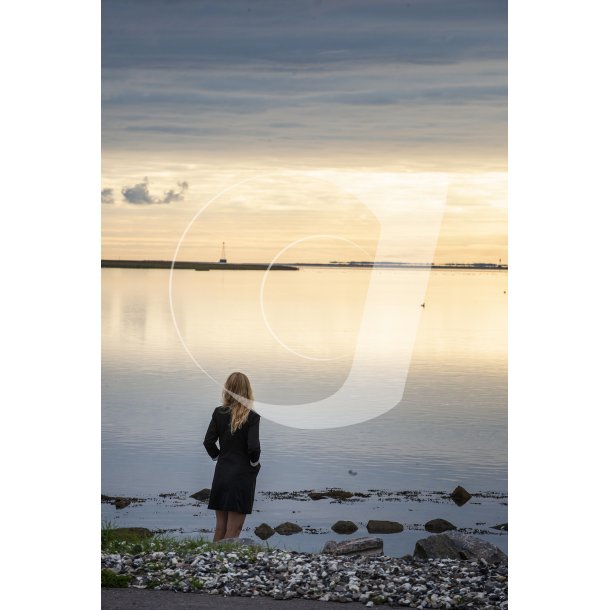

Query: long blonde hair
[[221, 371, 254, 434]]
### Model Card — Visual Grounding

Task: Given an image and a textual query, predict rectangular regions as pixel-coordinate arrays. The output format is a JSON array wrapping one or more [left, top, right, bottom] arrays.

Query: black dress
[[203, 406, 261, 514]]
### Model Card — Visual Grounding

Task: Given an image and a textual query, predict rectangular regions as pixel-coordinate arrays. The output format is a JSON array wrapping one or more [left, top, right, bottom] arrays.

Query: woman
[[203, 371, 261, 541]]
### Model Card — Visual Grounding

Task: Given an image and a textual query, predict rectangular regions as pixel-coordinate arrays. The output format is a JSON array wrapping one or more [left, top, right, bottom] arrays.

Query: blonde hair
[[222, 371, 254, 434]]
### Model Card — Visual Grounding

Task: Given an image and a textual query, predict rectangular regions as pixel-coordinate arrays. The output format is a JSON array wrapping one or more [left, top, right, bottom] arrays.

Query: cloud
[[121, 178, 189, 204], [162, 181, 189, 204], [101, 188, 115, 204], [102, 0, 507, 70], [102, 0, 506, 165]]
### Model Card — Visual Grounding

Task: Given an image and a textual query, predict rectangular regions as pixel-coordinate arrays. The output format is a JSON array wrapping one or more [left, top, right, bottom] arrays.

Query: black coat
[[203, 406, 261, 514]]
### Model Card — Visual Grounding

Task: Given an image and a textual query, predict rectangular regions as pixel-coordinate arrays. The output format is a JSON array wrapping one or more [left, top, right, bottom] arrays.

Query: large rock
[[114, 498, 131, 509], [366, 520, 404, 534], [414, 531, 507, 564], [190, 488, 211, 502], [331, 520, 358, 534], [322, 537, 383, 557], [308, 492, 327, 500], [425, 518, 457, 533], [254, 523, 275, 540], [449, 486, 472, 506], [274, 522, 303, 535], [491, 523, 508, 531]]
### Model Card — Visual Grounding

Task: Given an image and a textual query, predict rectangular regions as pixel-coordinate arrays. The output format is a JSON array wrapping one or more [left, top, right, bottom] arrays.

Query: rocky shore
[[102, 545, 507, 608], [102, 485, 507, 606]]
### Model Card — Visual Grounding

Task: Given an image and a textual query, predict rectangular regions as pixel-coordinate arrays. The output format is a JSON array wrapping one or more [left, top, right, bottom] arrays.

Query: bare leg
[[213, 510, 228, 542], [225, 511, 247, 539]]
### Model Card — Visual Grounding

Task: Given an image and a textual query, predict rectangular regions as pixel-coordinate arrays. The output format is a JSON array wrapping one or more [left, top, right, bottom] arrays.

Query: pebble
[[101, 547, 508, 607]]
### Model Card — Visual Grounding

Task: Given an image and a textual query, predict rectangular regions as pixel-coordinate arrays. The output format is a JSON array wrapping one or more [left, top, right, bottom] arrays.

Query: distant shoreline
[[294, 263, 508, 270], [101, 259, 507, 271], [101, 260, 299, 271]]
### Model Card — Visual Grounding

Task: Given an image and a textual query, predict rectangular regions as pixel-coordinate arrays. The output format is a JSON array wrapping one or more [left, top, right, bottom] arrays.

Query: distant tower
[[219, 242, 227, 264]]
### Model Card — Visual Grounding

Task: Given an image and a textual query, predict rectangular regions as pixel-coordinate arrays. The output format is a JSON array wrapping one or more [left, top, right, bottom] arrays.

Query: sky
[[101, 0, 507, 263]]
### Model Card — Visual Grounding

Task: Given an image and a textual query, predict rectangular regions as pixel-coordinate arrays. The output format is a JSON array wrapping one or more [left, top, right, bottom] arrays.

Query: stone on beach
[[102, 544, 508, 606], [331, 520, 358, 534], [190, 488, 211, 502], [114, 498, 131, 509], [254, 523, 275, 540], [274, 522, 303, 535], [322, 536, 383, 556], [414, 530, 507, 564], [366, 519, 404, 533], [425, 518, 457, 533], [449, 485, 472, 506]]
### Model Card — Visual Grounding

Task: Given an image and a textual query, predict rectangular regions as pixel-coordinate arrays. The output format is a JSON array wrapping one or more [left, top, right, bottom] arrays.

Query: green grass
[[101, 568, 132, 588], [101, 522, 268, 558], [371, 595, 388, 605]]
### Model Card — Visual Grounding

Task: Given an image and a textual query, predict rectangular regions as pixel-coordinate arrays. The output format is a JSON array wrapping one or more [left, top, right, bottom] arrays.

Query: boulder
[[190, 488, 211, 502], [413, 531, 507, 564], [254, 523, 275, 540], [308, 492, 327, 500], [114, 497, 131, 509], [449, 486, 472, 506], [491, 523, 508, 531], [366, 520, 404, 534], [331, 520, 358, 534], [425, 518, 457, 533], [322, 537, 383, 557], [274, 522, 303, 535]]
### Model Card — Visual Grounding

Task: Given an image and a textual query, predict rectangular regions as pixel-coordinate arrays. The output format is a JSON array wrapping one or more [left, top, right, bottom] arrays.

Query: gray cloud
[[102, 0, 506, 70], [162, 181, 190, 204], [121, 178, 189, 205], [102, 0, 506, 163], [101, 188, 114, 204]]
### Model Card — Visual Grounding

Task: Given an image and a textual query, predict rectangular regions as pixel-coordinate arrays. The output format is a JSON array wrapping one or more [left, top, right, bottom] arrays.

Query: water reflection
[[102, 268, 507, 495]]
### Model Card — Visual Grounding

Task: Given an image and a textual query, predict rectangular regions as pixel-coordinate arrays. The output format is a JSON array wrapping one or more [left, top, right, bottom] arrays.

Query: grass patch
[[101, 522, 268, 557], [101, 524, 152, 547], [371, 595, 388, 605], [101, 569, 132, 588]]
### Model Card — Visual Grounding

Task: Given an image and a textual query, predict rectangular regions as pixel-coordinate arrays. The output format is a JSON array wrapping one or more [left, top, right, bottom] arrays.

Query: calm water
[[102, 267, 507, 554]]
